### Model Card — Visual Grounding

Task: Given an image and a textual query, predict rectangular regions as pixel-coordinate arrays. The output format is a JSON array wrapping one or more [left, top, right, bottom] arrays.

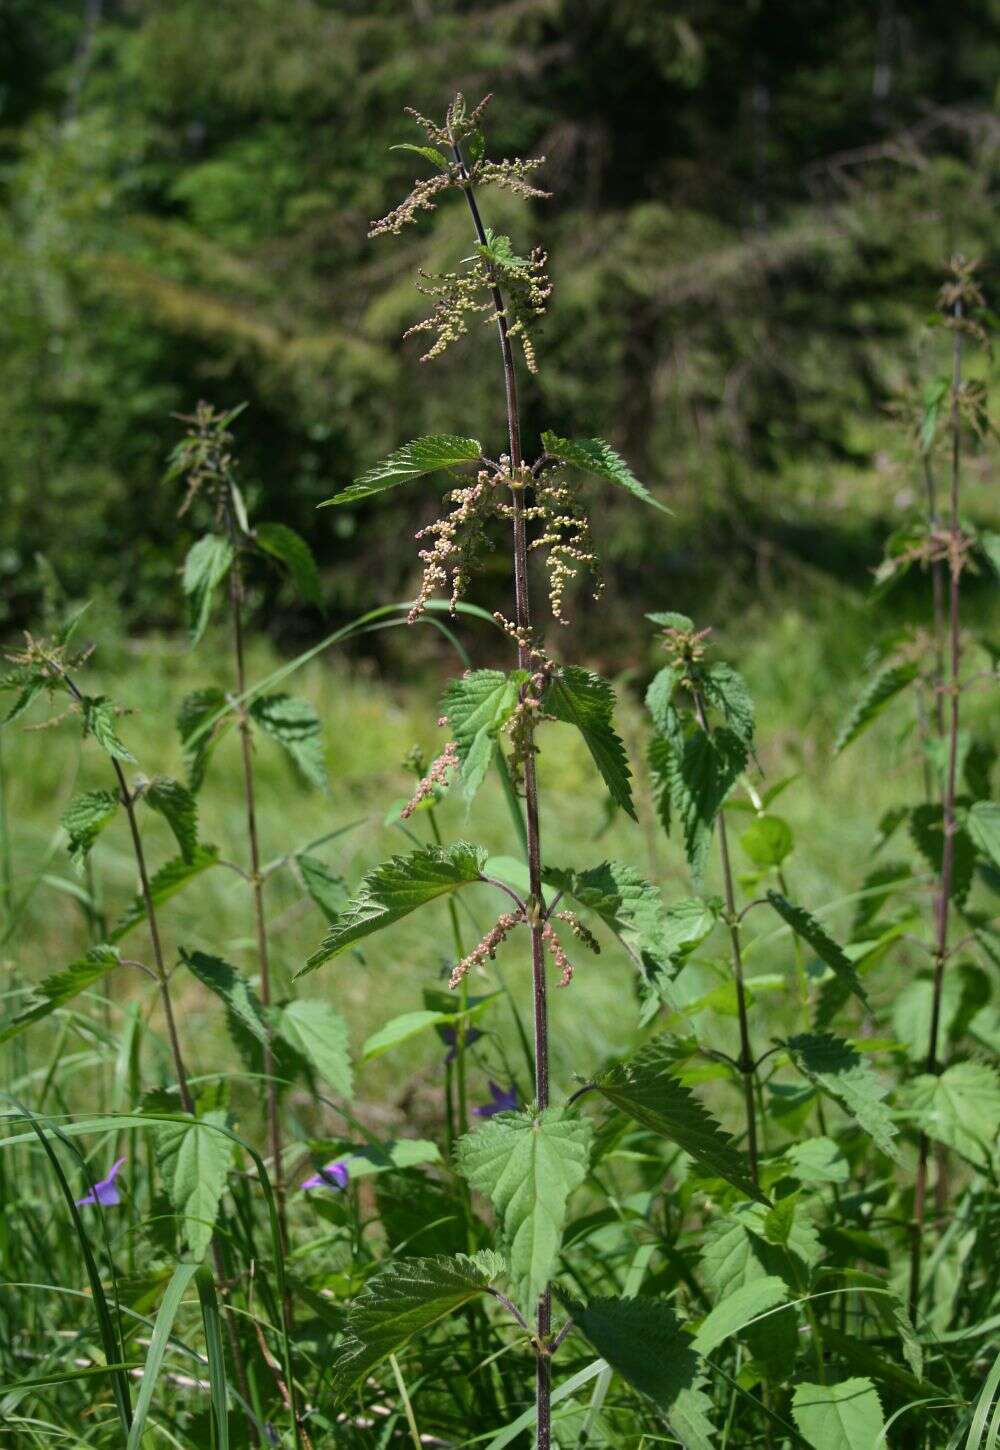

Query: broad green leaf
[[543, 665, 635, 820], [456, 1108, 592, 1310], [741, 815, 793, 868], [177, 687, 231, 793], [303, 842, 487, 973], [699, 661, 755, 748], [594, 1039, 765, 1202], [910, 803, 974, 904], [834, 662, 919, 755], [62, 789, 119, 868], [109, 844, 220, 943], [183, 534, 233, 647], [277, 998, 353, 1098], [791, 1377, 886, 1450], [142, 776, 198, 862], [390, 141, 451, 171], [892, 972, 965, 1058], [180, 949, 268, 1045], [967, 800, 1000, 870], [0, 945, 120, 1044], [297, 854, 349, 923], [905, 1061, 1000, 1169], [331, 1252, 504, 1397], [322, 435, 483, 507], [650, 724, 747, 884], [645, 665, 681, 734], [700, 1207, 794, 1300], [441, 669, 523, 801], [787, 1033, 899, 1161], [785, 1137, 848, 1185], [691, 1275, 788, 1356], [767, 893, 867, 1009], [361, 1010, 448, 1061], [255, 522, 323, 609], [249, 693, 327, 792], [156, 1109, 233, 1262], [81, 695, 136, 763], [540, 432, 668, 513], [567, 1296, 714, 1450]]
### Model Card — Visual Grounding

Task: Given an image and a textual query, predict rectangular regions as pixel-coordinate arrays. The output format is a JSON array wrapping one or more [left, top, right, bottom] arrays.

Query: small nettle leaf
[[331, 1252, 504, 1398], [62, 789, 119, 869], [456, 1107, 592, 1311], [650, 723, 747, 884], [109, 844, 220, 943], [303, 842, 488, 974], [787, 1033, 899, 1162], [142, 776, 198, 862], [361, 1010, 449, 1061], [440, 669, 523, 801], [594, 1038, 765, 1202], [791, 1377, 886, 1450], [1, 663, 46, 725], [183, 534, 234, 647], [249, 693, 328, 793], [81, 695, 136, 763], [389, 141, 452, 171], [297, 853, 349, 922], [177, 687, 231, 793], [967, 800, 1000, 870], [834, 661, 919, 755], [322, 435, 483, 507], [785, 1136, 848, 1185], [647, 610, 695, 632], [0, 944, 120, 1044], [180, 949, 268, 1045], [741, 815, 793, 868], [276, 998, 353, 1099], [543, 665, 635, 820], [255, 522, 324, 610], [155, 1106, 233, 1263], [691, 1275, 788, 1357], [904, 1061, 1000, 1169], [766, 893, 867, 1010], [909, 803, 974, 905], [645, 665, 681, 735], [698, 661, 755, 748], [566, 1295, 715, 1450], [540, 432, 669, 513]]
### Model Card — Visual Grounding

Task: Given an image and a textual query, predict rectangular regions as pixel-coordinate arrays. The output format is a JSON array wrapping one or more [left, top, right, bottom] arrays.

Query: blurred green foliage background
[[1, 0, 998, 651]]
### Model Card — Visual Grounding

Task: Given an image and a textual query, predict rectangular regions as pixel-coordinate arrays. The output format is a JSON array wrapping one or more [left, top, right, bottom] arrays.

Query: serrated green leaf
[[62, 789, 119, 868], [834, 661, 919, 755], [594, 1039, 765, 1201], [332, 1253, 502, 1397], [692, 1275, 788, 1356], [109, 844, 220, 943], [322, 435, 482, 507], [791, 1377, 886, 1450], [567, 1296, 714, 1450], [905, 1061, 1000, 1169], [249, 693, 327, 792], [699, 661, 755, 747], [700, 1207, 794, 1300], [741, 814, 793, 868], [303, 842, 487, 973], [785, 1137, 848, 1184], [390, 142, 452, 171], [645, 666, 680, 734], [277, 998, 353, 1098], [183, 534, 233, 647], [81, 695, 136, 763], [766, 893, 867, 1009], [540, 432, 668, 512], [155, 1109, 232, 1262], [0, 945, 120, 1044], [787, 1033, 899, 1161], [647, 610, 695, 632], [177, 687, 231, 793], [297, 853, 349, 922], [361, 1010, 448, 1061], [441, 669, 522, 801], [142, 776, 198, 862], [255, 522, 323, 609], [180, 949, 268, 1045], [967, 800, 1000, 870], [651, 724, 747, 883], [543, 665, 635, 820], [0, 664, 46, 725], [456, 1107, 592, 1310]]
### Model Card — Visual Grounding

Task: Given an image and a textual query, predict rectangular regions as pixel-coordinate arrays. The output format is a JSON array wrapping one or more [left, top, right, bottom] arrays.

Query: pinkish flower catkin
[[542, 922, 574, 988], [450, 910, 524, 989], [401, 740, 459, 819]]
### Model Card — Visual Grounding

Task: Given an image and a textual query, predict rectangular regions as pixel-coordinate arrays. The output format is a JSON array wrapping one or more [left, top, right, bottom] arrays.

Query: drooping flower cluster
[[529, 470, 602, 622], [400, 738, 460, 818], [449, 909, 525, 989], [407, 470, 505, 622]]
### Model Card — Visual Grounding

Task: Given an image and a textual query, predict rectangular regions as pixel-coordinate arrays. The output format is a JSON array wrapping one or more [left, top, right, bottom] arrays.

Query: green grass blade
[[126, 1260, 199, 1450], [196, 1263, 230, 1450]]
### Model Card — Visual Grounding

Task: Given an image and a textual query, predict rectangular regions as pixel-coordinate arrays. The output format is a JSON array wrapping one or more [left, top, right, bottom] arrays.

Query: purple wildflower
[[301, 1159, 350, 1192], [473, 1082, 518, 1119], [439, 1023, 483, 1064], [76, 1156, 126, 1208]]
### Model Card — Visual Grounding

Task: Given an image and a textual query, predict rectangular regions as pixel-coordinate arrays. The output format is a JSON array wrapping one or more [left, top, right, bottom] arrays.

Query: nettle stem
[[453, 138, 552, 1449], [691, 688, 758, 1185], [909, 303, 964, 1322]]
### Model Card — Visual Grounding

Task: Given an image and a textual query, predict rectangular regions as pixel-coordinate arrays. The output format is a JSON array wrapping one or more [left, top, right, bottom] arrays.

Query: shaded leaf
[[177, 687, 231, 793], [787, 1033, 899, 1161], [834, 662, 919, 755], [180, 950, 268, 1045], [910, 803, 974, 905], [183, 534, 233, 647], [255, 522, 323, 609], [0, 945, 120, 1044], [967, 800, 1000, 870], [322, 435, 483, 507], [905, 1061, 1000, 1169], [277, 998, 353, 1098], [543, 665, 635, 820], [297, 854, 349, 922], [699, 662, 755, 748], [767, 893, 867, 1010], [249, 693, 327, 792], [62, 789, 119, 869], [109, 845, 220, 943], [652, 725, 747, 884], [142, 777, 198, 862]]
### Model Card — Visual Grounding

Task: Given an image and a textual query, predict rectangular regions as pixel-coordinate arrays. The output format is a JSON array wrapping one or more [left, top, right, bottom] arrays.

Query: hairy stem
[[452, 136, 552, 1450], [909, 304, 964, 1321], [692, 688, 758, 1185]]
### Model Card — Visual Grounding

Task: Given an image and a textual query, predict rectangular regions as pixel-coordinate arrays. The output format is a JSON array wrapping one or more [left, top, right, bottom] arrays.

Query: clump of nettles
[[166, 400, 241, 519]]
